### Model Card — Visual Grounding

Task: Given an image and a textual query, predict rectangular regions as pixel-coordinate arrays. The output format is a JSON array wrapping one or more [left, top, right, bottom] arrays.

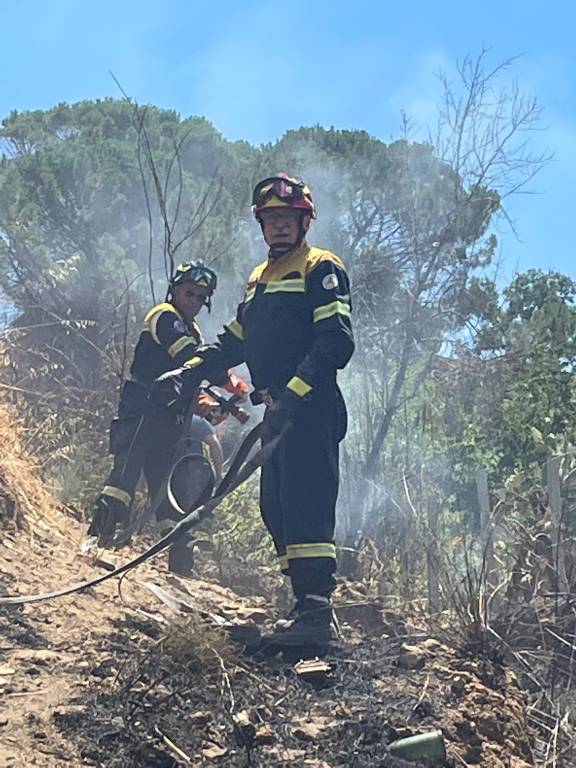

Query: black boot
[[274, 597, 306, 631], [168, 540, 194, 576], [261, 595, 334, 655], [87, 495, 129, 548]]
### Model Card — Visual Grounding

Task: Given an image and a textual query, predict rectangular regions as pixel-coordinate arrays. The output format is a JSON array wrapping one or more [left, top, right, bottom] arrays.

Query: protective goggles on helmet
[[252, 177, 307, 207], [252, 175, 316, 218], [171, 261, 217, 293]]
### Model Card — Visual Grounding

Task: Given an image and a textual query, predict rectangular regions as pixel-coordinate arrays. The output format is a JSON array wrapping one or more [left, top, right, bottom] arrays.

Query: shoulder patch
[[322, 273, 339, 290], [173, 318, 187, 334]]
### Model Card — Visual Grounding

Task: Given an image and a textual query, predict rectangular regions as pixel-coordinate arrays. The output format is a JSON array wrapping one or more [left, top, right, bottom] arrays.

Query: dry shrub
[[0, 398, 64, 530], [161, 613, 236, 671]]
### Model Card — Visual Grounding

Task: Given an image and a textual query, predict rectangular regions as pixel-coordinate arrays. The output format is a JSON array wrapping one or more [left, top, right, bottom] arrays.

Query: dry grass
[[0, 398, 69, 534], [160, 613, 237, 671]]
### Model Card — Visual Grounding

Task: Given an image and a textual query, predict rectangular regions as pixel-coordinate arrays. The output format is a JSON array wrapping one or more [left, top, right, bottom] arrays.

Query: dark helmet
[[170, 261, 217, 293], [252, 173, 316, 220], [169, 261, 217, 311]]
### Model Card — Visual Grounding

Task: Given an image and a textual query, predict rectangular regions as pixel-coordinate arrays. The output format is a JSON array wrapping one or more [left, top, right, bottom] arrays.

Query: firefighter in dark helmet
[[87, 261, 222, 574], [164, 174, 354, 650]]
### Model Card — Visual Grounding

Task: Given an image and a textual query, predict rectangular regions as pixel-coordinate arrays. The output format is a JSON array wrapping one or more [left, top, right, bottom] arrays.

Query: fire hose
[[0, 422, 286, 606]]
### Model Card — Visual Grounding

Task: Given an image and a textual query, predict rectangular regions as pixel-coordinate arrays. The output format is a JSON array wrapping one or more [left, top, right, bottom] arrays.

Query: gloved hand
[[152, 367, 204, 412], [87, 495, 129, 548], [261, 389, 302, 442], [151, 367, 185, 409]]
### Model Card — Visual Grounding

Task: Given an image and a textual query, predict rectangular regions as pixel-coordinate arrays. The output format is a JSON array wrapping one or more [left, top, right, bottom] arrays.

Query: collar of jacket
[[267, 240, 308, 263]]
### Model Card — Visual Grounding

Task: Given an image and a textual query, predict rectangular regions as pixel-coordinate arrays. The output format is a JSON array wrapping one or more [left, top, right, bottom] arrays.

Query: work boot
[[274, 597, 306, 631], [87, 495, 129, 548], [261, 595, 334, 655], [168, 541, 194, 576]]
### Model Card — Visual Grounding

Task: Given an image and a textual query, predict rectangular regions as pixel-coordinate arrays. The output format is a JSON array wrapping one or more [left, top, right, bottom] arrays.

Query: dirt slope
[[0, 504, 537, 768]]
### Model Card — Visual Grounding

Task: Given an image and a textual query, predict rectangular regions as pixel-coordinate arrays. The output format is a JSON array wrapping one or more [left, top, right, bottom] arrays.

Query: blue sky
[[1, 0, 574, 283]]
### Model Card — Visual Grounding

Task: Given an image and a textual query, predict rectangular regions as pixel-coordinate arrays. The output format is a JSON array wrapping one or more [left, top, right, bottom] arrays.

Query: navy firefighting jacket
[[185, 242, 354, 400], [129, 302, 203, 386]]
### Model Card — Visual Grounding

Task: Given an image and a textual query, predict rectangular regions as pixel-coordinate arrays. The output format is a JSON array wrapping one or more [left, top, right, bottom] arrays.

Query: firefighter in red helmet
[[163, 174, 354, 652]]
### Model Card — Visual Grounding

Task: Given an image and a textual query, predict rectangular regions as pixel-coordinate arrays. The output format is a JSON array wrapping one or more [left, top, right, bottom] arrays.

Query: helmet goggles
[[253, 177, 306, 207], [171, 261, 217, 293], [252, 174, 316, 219]]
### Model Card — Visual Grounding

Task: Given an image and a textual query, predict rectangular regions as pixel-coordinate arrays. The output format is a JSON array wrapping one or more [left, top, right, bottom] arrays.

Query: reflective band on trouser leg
[[277, 553, 289, 573], [101, 485, 132, 507], [286, 543, 337, 561], [286, 544, 337, 598]]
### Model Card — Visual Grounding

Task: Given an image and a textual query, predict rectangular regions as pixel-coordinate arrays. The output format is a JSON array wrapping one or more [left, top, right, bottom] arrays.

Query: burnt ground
[[0, 512, 546, 767]]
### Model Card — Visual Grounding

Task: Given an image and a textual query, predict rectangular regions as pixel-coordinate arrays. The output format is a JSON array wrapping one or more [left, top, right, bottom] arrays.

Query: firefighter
[[164, 174, 354, 650], [87, 260, 219, 574]]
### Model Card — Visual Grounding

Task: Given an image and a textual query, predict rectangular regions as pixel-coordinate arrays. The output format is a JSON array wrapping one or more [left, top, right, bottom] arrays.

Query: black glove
[[152, 366, 204, 413], [87, 495, 129, 548], [262, 389, 302, 442], [151, 367, 186, 410]]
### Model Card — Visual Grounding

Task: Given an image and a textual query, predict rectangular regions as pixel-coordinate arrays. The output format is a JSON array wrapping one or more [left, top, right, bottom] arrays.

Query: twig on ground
[[154, 725, 193, 765]]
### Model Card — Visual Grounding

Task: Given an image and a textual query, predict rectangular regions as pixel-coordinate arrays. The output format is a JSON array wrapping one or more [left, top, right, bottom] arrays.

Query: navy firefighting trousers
[[260, 385, 347, 598], [102, 381, 183, 515]]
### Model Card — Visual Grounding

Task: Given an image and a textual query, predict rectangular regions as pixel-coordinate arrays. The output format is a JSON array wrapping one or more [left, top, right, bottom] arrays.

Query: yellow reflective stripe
[[226, 318, 244, 340], [144, 303, 185, 344], [102, 486, 132, 507], [190, 319, 203, 344], [144, 302, 183, 324], [286, 376, 313, 398], [286, 543, 337, 560], [148, 313, 163, 344], [245, 285, 257, 302], [263, 279, 306, 294], [278, 554, 289, 570], [313, 299, 351, 323], [168, 336, 197, 358], [184, 356, 204, 369]]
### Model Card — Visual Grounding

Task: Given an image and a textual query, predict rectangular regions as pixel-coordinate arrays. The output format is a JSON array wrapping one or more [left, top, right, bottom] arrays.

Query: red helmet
[[252, 173, 316, 220]]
